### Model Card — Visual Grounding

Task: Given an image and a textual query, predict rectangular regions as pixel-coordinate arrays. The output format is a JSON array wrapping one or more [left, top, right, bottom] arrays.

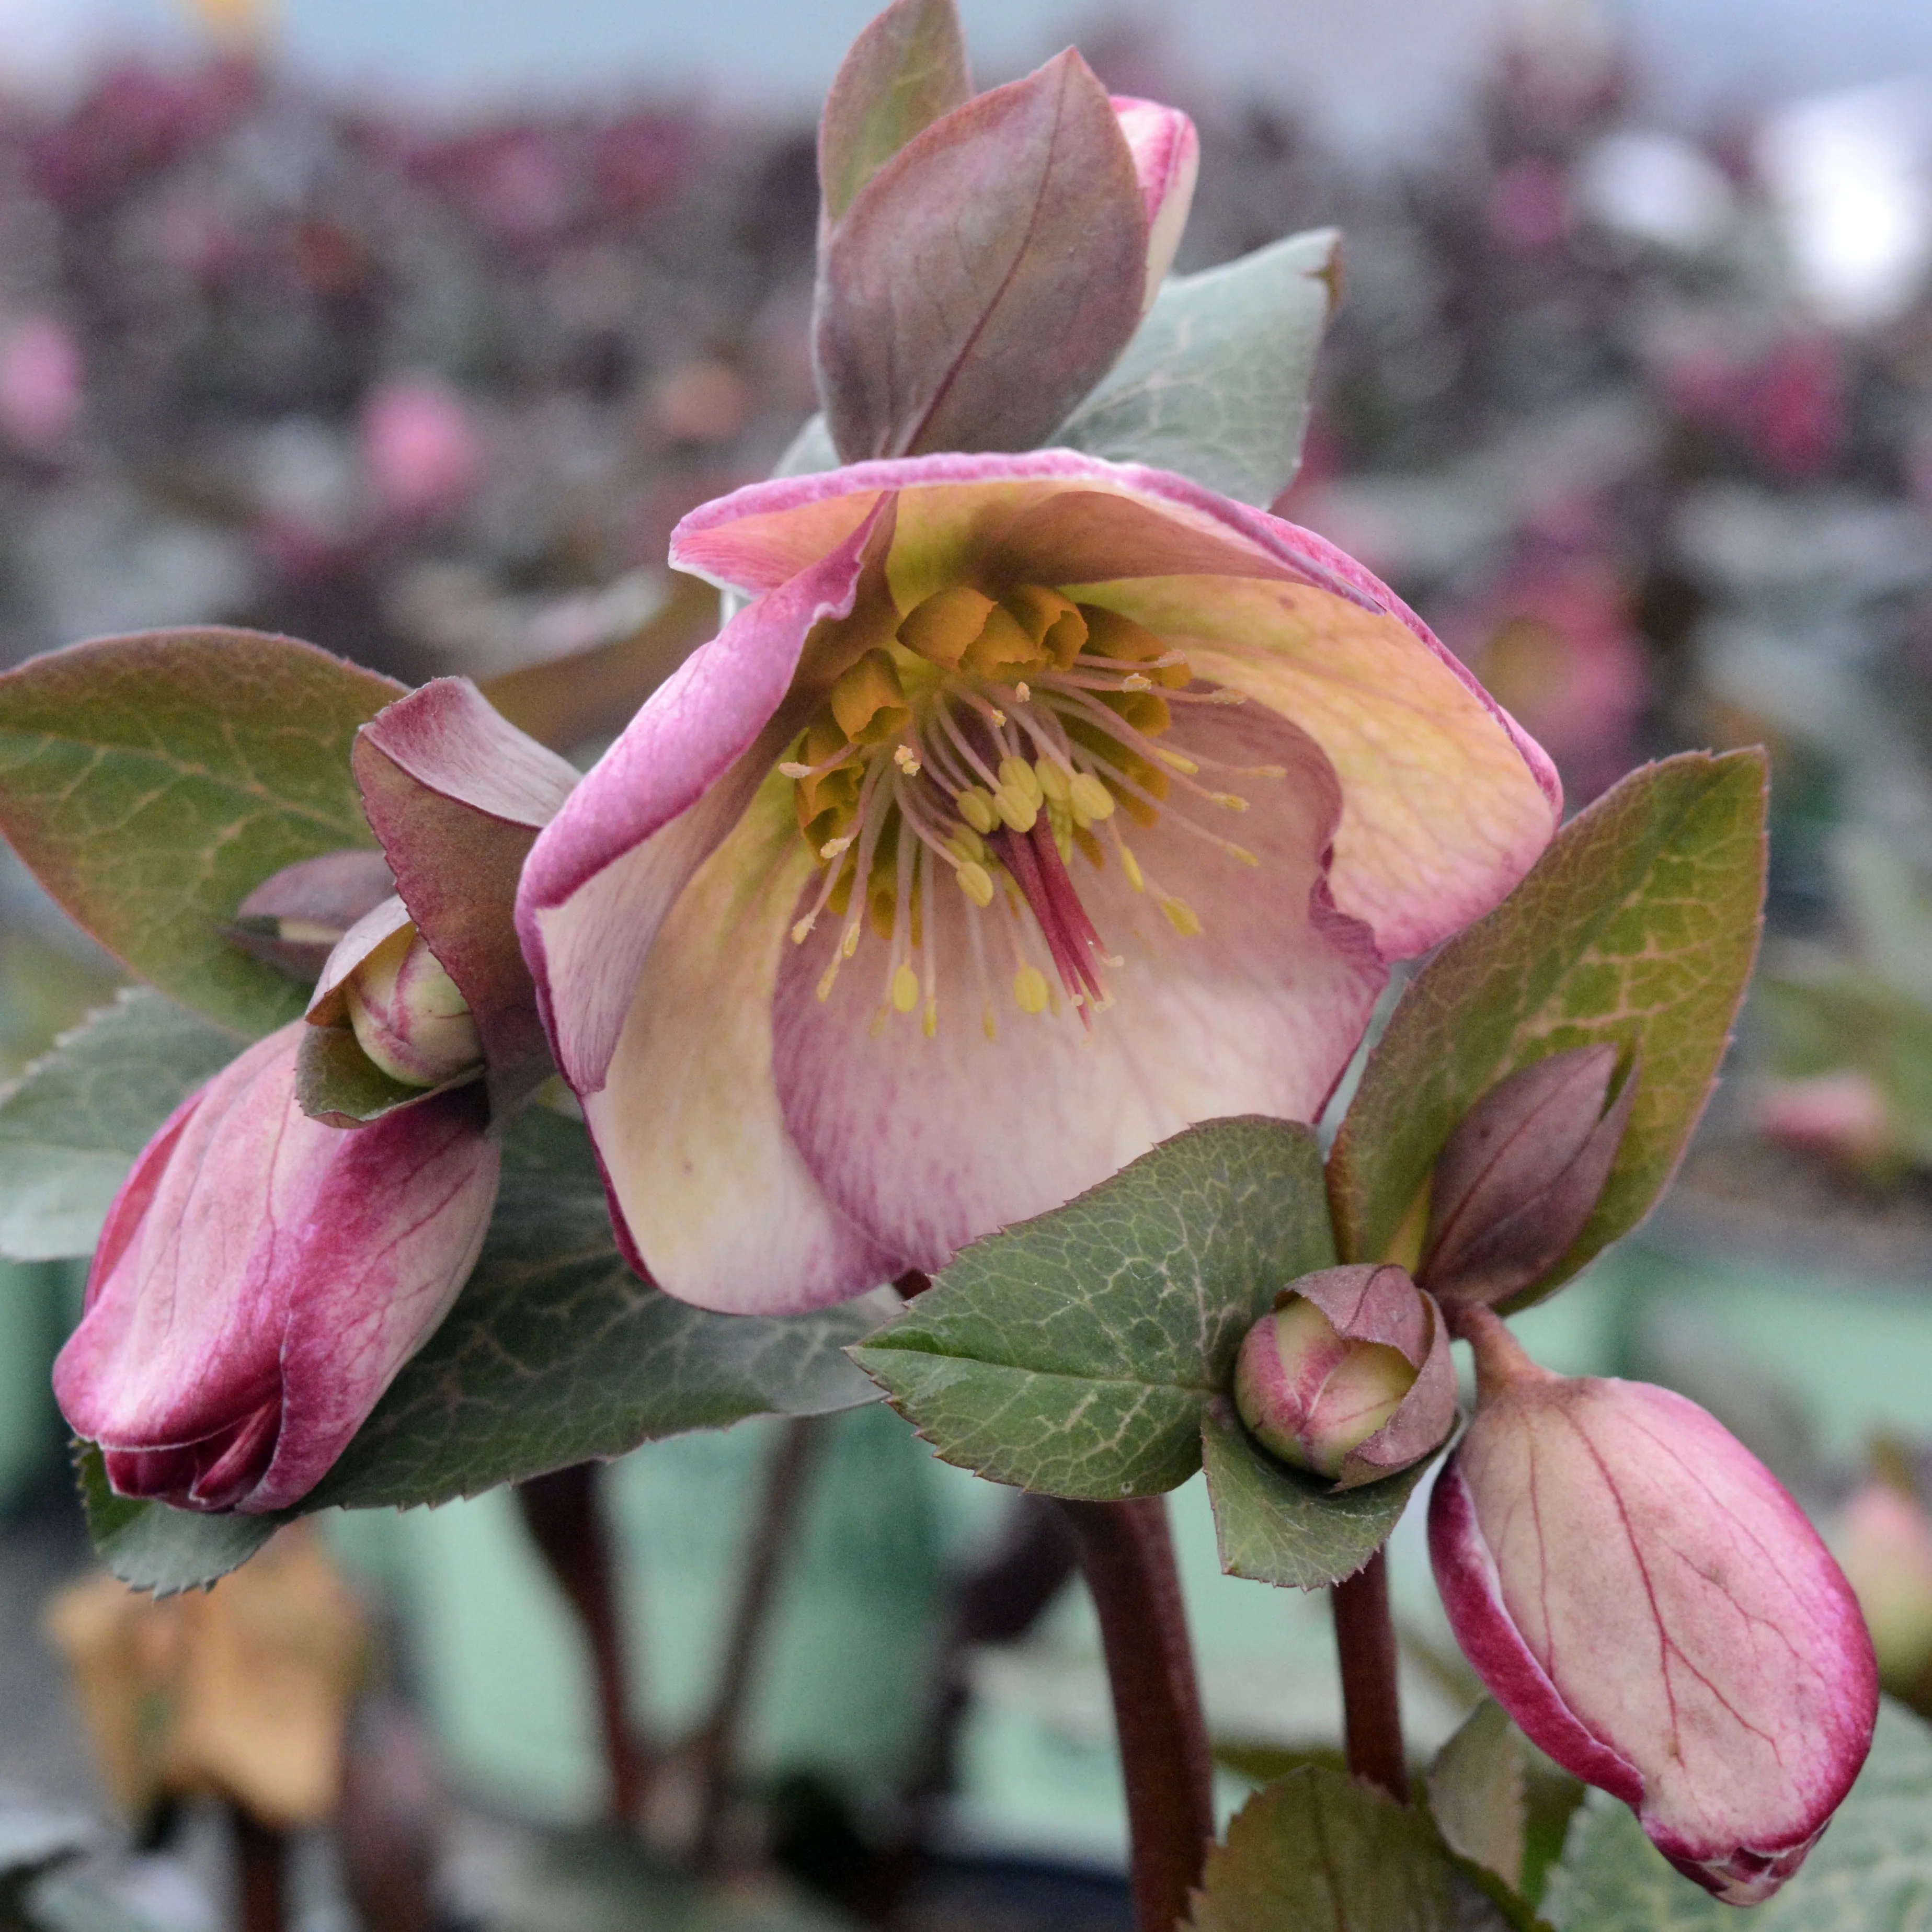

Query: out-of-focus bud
[[1419, 1044, 1636, 1308], [53, 1022, 499, 1514], [1430, 1307, 1879, 1906], [1753, 1068, 1902, 1174], [0, 314, 83, 453], [311, 897, 483, 1091], [1110, 96, 1199, 306], [360, 375, 482, 521], [1832, 1460, 1932, 1698], [228, 847, 397, 980], [1233, 1263, 1457, 1489]]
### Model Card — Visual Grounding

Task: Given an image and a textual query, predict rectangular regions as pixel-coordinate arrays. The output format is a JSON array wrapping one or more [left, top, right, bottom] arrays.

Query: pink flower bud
[[0, 315, 83, 453], [316, 898, 483, 1090], [1420, 1044, 1635, 1308], [1430, 1309, 1879, 1905], [53, 1023, 499, 1514], [1832, 1474, 1932, 1692], [1233, 1263, 1457, 1489], [1110, 96, 1199, 306]]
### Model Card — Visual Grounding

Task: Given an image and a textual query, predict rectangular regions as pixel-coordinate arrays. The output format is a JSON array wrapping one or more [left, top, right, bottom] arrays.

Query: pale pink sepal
[[1111, 96, 1199, 303], [54, 1022, 499, 1514], [516, 499, 890, 1093], [1430, 1351, 1879, 1905]]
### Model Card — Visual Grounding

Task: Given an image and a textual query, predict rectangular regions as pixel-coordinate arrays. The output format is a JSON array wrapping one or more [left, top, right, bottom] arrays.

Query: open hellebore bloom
[[53, 1023, 499, 1514], [1233, 1264, 1456, 1488], [518, 452, 1560, 1312], [1431, 1308, 1879, 1905]]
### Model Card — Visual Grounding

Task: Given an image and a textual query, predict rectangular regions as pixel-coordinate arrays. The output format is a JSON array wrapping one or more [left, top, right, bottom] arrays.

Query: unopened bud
[[1233, 1263, 1456, 1489], [227, 849, 397, 980], [344, 924, 483, 1089], [1832, 1465, 1932, 1694], [1419, 1045, 1637, 1308], [1110, 96, 1200, 306]]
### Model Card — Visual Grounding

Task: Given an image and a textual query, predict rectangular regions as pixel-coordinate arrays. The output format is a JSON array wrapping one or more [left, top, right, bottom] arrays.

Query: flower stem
[[1331, 1547, 1408, 1801], [1059, 1497, 1215, 1932], [516, 1461, 648, 1825], [690, 1415, 825, 1869], [230, 1806, 286, 1932]]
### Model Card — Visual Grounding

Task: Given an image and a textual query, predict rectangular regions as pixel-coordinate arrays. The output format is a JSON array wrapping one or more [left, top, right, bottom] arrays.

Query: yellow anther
[[1035, 758, 1072, 805], [989, 707, 1007, 727], [892, 964, 920, 1013], [1013, 965, 1050, 1015], [956, 862, 995, 907], [1121, 672, 1154, 692], [922, 997, 938, 1038], [946, 825, 986, 864], [898, 585, 996, 669], [994, 786, 1038, 833], [820, 833, 854, 860], [1161, 897, 1203, 936], [1249, 763, 1289, 779], [1212, 791, 1249, 811], [982, 1003, 999, 1041], [816, 961, 840, 1003], [1207, 688, 1247, 706], [956, 787, 998, 835], [998, 757, 1043, 807], [1230, 846, 1260, 867], [1068, 773, 1115, 821], [1156, 748, 1199, 774], [791, 914, 816, 945], [1073, 824, 1104, 870], [1121, 844, 1146, 893], [1014, 681, 1031, 703], [894, 744, 921, 775], [841, 923, 861, 959]]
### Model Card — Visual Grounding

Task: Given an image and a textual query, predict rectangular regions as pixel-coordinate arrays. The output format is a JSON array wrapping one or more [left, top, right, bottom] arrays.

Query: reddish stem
[[1331, 1548, 1408, 1801], [231, 1807, 285, 1932], [1059, 1497, 1215, 1932], [516, 1461, 648, 1825]]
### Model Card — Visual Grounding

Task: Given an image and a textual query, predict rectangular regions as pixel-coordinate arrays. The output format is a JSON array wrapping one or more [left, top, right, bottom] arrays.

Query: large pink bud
[[1430, 1308, 1879, 1905], [53, 1022, 500, 1514], [1110, 96, 1198, 306]]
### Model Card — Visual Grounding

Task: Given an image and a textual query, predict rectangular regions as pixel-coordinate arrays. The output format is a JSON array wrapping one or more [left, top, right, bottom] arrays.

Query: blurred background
[[2, 1, 1932, 1928]]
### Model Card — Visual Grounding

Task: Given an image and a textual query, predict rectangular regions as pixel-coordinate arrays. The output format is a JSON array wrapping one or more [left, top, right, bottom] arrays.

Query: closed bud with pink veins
[[1430, 1306, 1879, 1905], [1110, 97, 1199, 304], [1233, 1263, 1456, 1488]]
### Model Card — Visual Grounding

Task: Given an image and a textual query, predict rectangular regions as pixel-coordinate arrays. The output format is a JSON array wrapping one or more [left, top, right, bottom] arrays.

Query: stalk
[[1331, 1547, 1407, 1801], [1059, 1497, 1215, 1932]]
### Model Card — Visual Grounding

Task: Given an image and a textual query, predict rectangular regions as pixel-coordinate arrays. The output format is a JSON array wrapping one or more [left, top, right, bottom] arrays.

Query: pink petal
[[770, 703, 1385, 1271], [518, 500, 890, 1093], [361, 676, 578, 829], [1431, 1376, 1879, 1905], [581, 781, 902, 1311], [1110, 96, 1199, 300], [54, 1022, 500, 1513]]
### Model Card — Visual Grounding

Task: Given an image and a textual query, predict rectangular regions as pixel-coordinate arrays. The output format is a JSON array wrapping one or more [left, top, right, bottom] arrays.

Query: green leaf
[[1189, 1766, 1522, 1931], [0, 989, 238, 1261], [1541, 1698, 1932, 1931], [1329, 752, 1767, 1308], [1430, 1700, 1529, 1893], [818, 0, 971, 225], [74, 1442, 277, 1596], [1057, 228, 1340, 507], [0, 630, 404, 1039], [1199, 1397, 1433, 1590], [303, 1107, 883, 1511], [852, 1117, 1334, 1500], [294, 1022, 464, 1128]]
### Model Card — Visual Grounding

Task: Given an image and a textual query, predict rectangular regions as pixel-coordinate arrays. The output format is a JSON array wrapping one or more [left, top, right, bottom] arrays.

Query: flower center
[[780, 582, 1280, 1038]]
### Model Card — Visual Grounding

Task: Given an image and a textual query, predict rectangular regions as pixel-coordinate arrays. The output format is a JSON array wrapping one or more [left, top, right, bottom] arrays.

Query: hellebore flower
[[517, 452, 1560, 1312], [1430, 1307, 1879, 1905], [1233, 1264, 1456, 1488], [53, 1023, 500, 1514], [53, 676, 580, 1514]]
